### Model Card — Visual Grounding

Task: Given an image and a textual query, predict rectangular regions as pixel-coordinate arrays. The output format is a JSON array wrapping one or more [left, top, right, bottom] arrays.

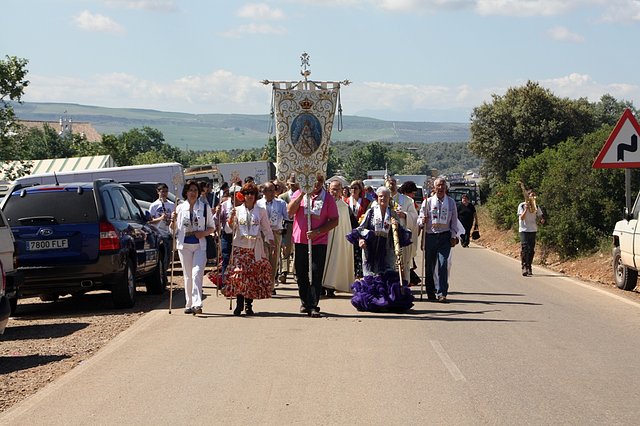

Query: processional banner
[[272, 83, 341, 192]]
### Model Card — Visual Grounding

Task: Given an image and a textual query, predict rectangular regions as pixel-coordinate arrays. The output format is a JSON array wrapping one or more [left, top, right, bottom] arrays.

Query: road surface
[[2, 243, 640, 425]]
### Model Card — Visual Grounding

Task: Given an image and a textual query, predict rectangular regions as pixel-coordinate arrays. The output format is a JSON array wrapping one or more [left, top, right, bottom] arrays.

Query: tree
[[0, 55, 29, 162], [101, 127, 182, 166], [343, 141, 390, 180], [262, 136, 277, 162], [469, 81, 597, 183]]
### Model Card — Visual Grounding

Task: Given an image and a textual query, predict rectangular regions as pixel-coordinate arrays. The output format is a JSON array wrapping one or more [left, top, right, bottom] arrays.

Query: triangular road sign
[[593, 108, 640, 168]]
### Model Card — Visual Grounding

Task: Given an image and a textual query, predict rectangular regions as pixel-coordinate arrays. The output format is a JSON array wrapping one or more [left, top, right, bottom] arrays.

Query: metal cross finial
[[300, 52, 311, 81]]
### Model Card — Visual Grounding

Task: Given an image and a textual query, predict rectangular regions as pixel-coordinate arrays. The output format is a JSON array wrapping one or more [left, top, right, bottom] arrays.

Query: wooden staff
[[391, 217, 405, 294]]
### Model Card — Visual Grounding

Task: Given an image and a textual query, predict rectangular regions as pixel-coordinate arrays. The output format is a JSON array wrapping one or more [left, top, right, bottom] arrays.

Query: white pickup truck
[[612, 194, 640, 290]]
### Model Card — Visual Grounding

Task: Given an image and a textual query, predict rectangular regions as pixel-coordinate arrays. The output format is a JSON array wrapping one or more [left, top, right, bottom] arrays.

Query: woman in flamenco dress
[[346, 186, 414, 312]]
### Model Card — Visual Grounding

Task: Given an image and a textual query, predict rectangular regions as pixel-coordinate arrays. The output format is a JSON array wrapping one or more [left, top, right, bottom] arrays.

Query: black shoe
[[233, 295, 244, 316], [184, 307, 193, 314], [245, 299, 254, 316], [310, 310, 322, 318], [522, 267, 528, 276], [527, 267, 533, 276], [300, 305, 309, 314], [426, 292, 437, 302], [272, 288, 277, 295], [326, 289, 336, 298]]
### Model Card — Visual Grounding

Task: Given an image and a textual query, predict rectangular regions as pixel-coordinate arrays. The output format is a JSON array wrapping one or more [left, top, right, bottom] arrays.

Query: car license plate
[[27, 239, 69, 251]]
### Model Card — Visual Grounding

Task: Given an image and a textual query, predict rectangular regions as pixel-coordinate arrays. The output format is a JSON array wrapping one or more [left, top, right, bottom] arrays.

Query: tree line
[[469, 81, 639, 259]]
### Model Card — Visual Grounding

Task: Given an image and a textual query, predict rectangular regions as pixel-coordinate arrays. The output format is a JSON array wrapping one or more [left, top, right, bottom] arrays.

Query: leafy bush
[[486, 125, 640, 259]]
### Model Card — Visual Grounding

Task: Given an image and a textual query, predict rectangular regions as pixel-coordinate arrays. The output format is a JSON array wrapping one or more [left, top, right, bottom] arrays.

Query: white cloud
[[547, 26, 584, 42], [73, 10, 125, 33], [103, 0, 177, 12], [238, 3, 285, 20], [24, 71, 271, 115], [475, 0, 579, 17], [221, 23, 287, 38], [600, 0, 640, 23], [541, 73, 639, 102], [375, 0, 469, 12]]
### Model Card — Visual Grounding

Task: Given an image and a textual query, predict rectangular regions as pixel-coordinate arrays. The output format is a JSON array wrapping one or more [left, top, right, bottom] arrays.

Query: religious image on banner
[[263, 53, 348, 192], [271, 85, 341, 192]]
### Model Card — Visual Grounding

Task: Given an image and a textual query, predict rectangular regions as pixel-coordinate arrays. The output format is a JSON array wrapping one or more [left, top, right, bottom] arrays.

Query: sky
[[3, 0, 640, 122]]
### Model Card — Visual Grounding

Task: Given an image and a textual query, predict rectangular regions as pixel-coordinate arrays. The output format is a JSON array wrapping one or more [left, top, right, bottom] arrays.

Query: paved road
[[3, 243, 640, 425]]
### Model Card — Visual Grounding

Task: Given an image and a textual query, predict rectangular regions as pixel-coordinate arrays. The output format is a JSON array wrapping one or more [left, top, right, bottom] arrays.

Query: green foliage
[[469, 81, 598, 182], [262, 136, 277, 162], [342, 141, 390, 181], [0, 55, 29, 162], [486, 125, 640, 259], [100, 127, 183, 166]]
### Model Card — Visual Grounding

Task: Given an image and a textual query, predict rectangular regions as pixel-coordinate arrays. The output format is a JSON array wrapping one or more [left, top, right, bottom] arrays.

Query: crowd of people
[[147, 172, 538, 318]]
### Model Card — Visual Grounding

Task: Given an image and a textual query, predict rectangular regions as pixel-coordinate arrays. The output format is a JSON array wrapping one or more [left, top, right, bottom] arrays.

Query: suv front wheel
[[112, 258, 136, 308], [613, 247, 638, 291]]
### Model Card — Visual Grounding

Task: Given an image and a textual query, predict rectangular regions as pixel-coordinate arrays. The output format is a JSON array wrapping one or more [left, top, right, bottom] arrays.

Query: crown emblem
[[299, 97, 313, 110]]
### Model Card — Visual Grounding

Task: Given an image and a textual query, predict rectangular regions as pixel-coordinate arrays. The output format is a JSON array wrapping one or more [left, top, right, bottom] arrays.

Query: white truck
[[185, 161, 276, 186], [11, 162, 185, 193], [612, 193, 640, 290]]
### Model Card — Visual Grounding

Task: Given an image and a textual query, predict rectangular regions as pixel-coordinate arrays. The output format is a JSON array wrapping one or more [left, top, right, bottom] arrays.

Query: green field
[[13, 102, 470, 150]]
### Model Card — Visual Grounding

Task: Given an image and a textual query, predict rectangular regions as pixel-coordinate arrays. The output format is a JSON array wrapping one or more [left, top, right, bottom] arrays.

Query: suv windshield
[[4, 189, 98, 225]]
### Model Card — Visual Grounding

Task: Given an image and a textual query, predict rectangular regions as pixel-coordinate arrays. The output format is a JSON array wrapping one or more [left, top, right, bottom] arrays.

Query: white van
[[12, 162, 185, 193]]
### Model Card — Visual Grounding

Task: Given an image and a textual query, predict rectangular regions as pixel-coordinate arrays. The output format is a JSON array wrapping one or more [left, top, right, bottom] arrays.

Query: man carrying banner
[[287, 173, 338, 317]]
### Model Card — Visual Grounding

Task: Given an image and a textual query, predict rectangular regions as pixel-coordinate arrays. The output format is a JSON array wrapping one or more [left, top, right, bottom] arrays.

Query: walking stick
[[306, 193, 312, 291], [420, 227, 425, 300], [169, 216, 177, 314]]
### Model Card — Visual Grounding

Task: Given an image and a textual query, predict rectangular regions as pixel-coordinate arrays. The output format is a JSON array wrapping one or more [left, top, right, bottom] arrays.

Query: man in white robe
[[322, 180, 355, 293], [386, 176, 419, 283]]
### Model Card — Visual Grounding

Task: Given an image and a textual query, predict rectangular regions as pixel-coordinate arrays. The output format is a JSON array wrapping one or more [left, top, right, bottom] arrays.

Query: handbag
[[471, 225, 480, 240]]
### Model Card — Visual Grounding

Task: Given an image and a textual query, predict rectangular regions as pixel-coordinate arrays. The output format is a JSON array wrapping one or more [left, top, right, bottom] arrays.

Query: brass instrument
[[518, 181, 537, 214]]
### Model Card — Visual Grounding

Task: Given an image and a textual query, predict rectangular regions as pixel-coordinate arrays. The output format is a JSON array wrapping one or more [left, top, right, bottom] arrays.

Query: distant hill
[[12, 102, 470, 151]]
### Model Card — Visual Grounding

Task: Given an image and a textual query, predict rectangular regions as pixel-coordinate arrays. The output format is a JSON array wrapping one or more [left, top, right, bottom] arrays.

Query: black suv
[[0, 180, 167, 311]]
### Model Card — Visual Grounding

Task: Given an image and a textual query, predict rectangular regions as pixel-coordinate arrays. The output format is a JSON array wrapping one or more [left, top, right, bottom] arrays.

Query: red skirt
[[220, 247, 273, 299]]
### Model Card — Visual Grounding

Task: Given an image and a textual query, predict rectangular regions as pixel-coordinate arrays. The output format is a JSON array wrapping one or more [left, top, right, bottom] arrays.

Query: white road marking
[[430, 340, 466, 382]]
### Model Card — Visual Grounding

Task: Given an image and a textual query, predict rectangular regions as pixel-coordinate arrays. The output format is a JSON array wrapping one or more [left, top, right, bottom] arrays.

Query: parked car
[[612, 191, 640, 291], [0, 180, 167, 312], [0, 206, 19, 317]]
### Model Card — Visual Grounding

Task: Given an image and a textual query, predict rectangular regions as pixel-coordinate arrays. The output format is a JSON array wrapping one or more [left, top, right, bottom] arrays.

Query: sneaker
[[527, 267, 533, 276], [427, 292, 437, 302], [300, 305, 309, 314], [192, 306, 203, 315], [184, 307, 193, 314], [245, 306, 254, 316], [310, 310, 322, 318], [522, 267, 528, 276], [437, 295, 447, 303]]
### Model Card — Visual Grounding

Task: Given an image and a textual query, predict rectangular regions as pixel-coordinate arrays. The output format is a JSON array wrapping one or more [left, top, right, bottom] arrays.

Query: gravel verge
[[0, 276, 186, 413]]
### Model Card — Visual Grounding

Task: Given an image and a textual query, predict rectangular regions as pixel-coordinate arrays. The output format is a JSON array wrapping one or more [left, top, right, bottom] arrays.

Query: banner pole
[[306, 193, 313, 288]]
